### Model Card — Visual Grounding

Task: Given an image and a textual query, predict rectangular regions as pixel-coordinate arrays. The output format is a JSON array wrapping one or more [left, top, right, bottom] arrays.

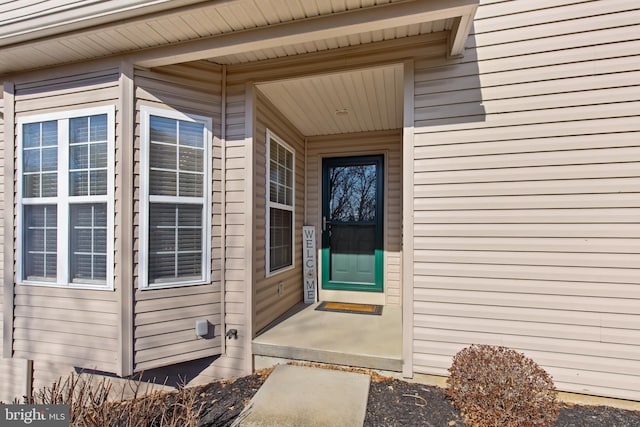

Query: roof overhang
[[0, 0, 212, 48], [0, 0, 477, 76], [133, 0, 478, 68]]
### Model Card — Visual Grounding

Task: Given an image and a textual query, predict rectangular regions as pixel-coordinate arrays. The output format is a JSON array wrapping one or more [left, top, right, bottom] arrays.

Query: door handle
[[322, 216, 327, 231]]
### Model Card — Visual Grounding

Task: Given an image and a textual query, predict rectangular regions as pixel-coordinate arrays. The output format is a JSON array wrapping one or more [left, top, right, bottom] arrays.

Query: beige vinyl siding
[[12, 67, 121, 373], [0, 94, 27, 403], [133, 62, 223, 372], [31, 361, 73, 394], [411, 0, 640, 400], [0, 93, 4, 344], [0, 359, 29, 403], [253, 91, 305, 334], [215, 79, 250, 376], [306, 130, 402, 305]]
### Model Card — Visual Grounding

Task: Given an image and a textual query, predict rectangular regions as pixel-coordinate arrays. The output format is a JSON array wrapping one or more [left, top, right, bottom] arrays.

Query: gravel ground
[[185, 368, 640, 427]]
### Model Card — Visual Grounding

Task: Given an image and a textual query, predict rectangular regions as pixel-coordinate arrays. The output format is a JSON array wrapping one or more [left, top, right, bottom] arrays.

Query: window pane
[[23, 121, 58, 198], [178, 147, 203, 172], [149, 204, 202, 283], [70, 145, 88, 169], [24, 205, 57, 281], [70, 204, 107, 283], [69, 171, 88, 196], [177, 252, 201, 277], [150, 116, 177, 143], [23, 175, 40, 198], [42, 148, 57, 171], [90, 142, 108, 169], [179, 172, 202, 197], [150, 143, 176, 169], [178, 227, 201, 251], [150, 170, 177, 196], [70, 117, 89, 144], [286, 150, 293, 170], [90, 170, 107, 195], [179, 121, 204, 148], [41, 173, 58, 197], [90, 115, 108, 141], [23, 150, 40, 173], [149, 254, 176, 280], [269, 207, 292, 272], [23, 123, 41, 148], [42, 121, 58, 146]]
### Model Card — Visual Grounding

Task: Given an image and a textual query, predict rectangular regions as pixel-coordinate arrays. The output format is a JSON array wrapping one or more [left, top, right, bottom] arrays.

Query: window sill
[[18, 281, 114, 291], [140, 279, 211, 290], [265, 264, 295, 279]]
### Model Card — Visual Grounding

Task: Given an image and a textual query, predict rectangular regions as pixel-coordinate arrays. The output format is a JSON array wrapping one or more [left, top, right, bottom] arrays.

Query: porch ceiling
[[0, 0, 478, 76], [257, 64, 404, 136]]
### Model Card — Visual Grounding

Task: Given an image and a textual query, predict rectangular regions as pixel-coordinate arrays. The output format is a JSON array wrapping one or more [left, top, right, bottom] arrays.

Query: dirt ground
[[187, 368, 640, 427]]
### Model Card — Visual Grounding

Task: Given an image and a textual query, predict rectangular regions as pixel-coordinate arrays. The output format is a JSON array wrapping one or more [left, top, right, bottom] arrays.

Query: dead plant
[[446, 344, 560, 427]]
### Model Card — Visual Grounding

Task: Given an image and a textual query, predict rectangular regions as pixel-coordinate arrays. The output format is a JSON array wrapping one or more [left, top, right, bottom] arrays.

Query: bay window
[[17, 106, 115, 289], [139, 107, 211, 288]]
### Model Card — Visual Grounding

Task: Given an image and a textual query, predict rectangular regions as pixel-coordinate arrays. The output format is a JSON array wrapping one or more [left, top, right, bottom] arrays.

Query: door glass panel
[[328, 164, 376, 222]]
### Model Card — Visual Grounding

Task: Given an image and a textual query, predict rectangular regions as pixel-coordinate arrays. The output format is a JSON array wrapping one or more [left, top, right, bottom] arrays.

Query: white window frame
[[265, 129, 295, 277], [139, 106, 212, 289], [16, 106, 115, 290]]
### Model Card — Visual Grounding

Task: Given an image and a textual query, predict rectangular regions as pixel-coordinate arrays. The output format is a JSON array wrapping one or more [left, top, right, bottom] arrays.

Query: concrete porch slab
[[252, 303, 402, 372], [234, 364, 370, 427]]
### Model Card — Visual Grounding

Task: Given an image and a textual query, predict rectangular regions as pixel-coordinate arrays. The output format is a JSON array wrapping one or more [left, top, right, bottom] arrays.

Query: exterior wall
[[253, 91, 305, 334], [306, 130, 403, 305], [132, 62, 223, 372], [31, 361, 73, 393], [0, 92, 29, 403], [217, 77, 252, 376], [11, 66, 121, 373], [410, 0, 640, 400]]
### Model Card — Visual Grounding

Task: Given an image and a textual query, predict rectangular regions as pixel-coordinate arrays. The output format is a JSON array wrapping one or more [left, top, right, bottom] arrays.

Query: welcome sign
[[302, 226, 317, 304]]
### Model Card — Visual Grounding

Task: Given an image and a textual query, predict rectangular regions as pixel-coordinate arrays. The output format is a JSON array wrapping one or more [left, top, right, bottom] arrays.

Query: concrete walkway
[[234, 364, 371, 427]]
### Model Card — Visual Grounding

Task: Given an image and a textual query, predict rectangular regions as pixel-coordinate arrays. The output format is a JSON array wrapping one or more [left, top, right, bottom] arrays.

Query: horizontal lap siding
[[0, 94, 26, 403], [253, 91, 305, 333], [412, 0, 640, 400], [306, 130, 402, 305], [12, 68, 120, 373], [211, 79, 249, 376], [133, 63, 223, 372]]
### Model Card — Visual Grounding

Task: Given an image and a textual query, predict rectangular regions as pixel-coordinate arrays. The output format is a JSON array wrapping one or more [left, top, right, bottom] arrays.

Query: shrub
[[27, 372, 202, 427], [445, 344, 559, 427]]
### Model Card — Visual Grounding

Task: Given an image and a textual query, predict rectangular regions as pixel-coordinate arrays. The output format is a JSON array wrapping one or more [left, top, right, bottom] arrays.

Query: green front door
[[322, 155, 383, 292]]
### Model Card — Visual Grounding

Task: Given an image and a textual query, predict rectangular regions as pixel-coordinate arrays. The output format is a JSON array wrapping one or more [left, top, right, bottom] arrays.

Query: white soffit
[[0, 0, 477, 75], [257, 64, 404, 136]]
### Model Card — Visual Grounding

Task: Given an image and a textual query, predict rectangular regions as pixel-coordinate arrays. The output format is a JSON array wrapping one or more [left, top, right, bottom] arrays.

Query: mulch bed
[[188, 368, 640, 427]]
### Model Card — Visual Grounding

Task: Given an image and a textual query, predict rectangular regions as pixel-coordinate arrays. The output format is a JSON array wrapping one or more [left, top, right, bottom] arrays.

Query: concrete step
[[253, 343, 402, 372], [252, 303, 403, 372]]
